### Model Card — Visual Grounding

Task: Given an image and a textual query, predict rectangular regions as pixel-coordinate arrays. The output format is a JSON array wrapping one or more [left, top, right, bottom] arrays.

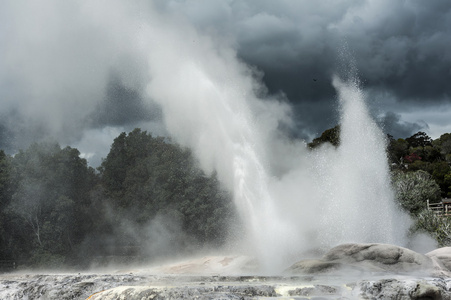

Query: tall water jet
[[315, 74, 410, 248], [147, 63, 293, 272], [142, 16, 295, 272]]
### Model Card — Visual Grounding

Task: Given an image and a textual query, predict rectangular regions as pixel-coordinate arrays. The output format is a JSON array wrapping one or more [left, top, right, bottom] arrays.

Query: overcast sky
[[1, 0, 450, 166]]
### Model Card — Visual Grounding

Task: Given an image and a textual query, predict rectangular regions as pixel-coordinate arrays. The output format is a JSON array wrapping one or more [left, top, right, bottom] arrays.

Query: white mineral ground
[[2, 243, 451, 300]]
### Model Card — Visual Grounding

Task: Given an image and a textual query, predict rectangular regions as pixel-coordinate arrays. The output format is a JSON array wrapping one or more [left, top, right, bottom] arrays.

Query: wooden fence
[[427, 199, 451, 217]]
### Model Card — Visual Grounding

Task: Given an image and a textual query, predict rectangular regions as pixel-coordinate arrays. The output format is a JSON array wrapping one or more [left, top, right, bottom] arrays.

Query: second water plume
[[256, 74, 411, 266], [314, 75, 410, 247], [262, 74, 412, 269]]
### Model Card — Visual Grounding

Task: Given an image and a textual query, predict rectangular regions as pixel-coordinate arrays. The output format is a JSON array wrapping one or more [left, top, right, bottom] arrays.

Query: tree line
[[1, 127, 451, 269], [0, 129, 236, 269]]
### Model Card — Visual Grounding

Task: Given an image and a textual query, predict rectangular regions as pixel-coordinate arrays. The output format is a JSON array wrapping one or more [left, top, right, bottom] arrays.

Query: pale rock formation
[[427, 247, 451, 271], [3, 244, 451, 299], [286, 243, 443, 276]]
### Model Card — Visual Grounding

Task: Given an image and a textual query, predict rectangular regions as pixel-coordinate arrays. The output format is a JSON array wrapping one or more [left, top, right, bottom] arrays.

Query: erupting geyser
[[143, 11, 411, 273], [4, 1, 451, 298], [317, 75, 410, 247]]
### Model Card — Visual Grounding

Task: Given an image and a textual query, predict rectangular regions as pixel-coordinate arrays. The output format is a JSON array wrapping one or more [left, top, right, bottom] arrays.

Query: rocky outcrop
[[2, 272, 451, 300], [358, 278, 449, 300], [427, 247, 451, 271], [286, 243, 443, 276], [3, 244, 451, 299]]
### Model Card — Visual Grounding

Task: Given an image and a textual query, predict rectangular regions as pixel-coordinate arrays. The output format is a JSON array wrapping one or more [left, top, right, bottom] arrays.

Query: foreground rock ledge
[[2, 243, 451, 299], [86, 276, 451, 300]]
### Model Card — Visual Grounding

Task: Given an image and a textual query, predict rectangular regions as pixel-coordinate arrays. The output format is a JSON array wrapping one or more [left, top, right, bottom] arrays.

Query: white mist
[[141, 11, 295, 272], [138, 5, 411, 273]]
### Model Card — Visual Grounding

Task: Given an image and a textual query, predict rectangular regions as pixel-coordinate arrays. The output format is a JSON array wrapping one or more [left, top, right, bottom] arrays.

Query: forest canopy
[[0, 129, 236, 268]]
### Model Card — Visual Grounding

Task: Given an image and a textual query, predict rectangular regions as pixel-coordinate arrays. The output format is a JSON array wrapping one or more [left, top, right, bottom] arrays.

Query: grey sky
[[1, 0, 450, 165]]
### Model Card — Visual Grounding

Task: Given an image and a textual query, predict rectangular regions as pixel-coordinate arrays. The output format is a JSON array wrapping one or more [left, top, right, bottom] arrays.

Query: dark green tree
[[431, 161, 451, 197], [435, 133, 451, 163], [308, 125, 340, 149], [445, 172, 451, 198], [406, 131, 433, 148], [7, 142, 97, 266], [96, 129, 235, 259], [387, 136, 409, 165], [0, 150, 14, 261]]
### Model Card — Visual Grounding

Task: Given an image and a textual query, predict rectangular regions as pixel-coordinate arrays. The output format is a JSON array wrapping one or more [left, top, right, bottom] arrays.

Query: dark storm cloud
[[336, 1, 451, 102], [378, 111, 426, 139], [1, 0, 450, 164], [160, 0, 451, 138]]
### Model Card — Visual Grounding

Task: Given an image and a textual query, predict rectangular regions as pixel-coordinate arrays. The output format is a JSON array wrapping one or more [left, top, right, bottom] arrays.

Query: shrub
[[392, 170, 441, 215], [411, 210, 451, 247]]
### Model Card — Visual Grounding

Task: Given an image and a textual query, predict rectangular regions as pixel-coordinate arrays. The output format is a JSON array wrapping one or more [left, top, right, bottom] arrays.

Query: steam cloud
[[2, 0, 451, 158], [135, 3, 412, 271]]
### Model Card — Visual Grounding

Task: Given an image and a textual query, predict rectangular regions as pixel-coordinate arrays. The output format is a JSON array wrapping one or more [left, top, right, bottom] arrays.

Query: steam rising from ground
[[137, 4, 412, 272]]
